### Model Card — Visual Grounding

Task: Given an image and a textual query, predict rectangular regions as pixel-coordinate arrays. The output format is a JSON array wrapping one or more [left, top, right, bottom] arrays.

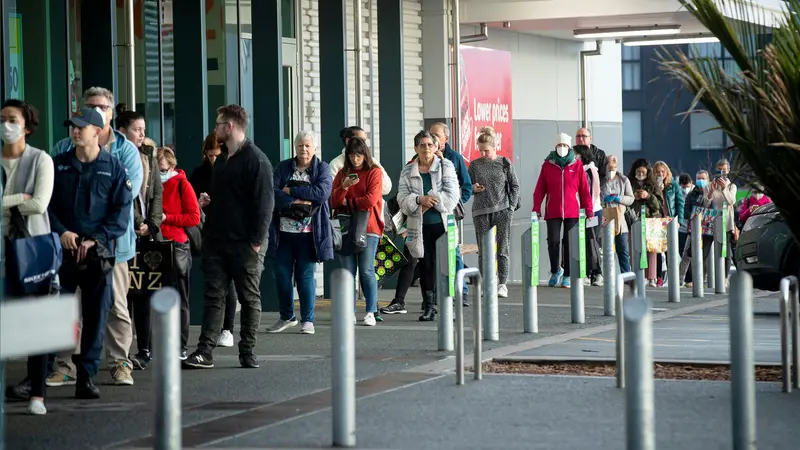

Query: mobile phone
[[348, 173, 359, 180]]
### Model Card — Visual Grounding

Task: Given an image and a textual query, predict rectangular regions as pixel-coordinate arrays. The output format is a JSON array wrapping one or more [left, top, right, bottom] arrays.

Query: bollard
[[789, 277, 800, 390], [779, 277, 794, 393], [624, 296, 655, 450], [0, 360, 4, 450], [569, 211, 587, 324], [667, 217, 680, 303], [332, 268, 356, 447], [481, 226, 499, 341], [435, 220, 455, 351], [616, 272, 638, 389], [152, 288, 182, 450], [633, 206, 647, 297], [691, 213, 704, 298], [474, 276, 484, 380], [730, 271, 757, 449], [714, 208, 726, 294], [708, 240, 717, 291], [522, 214, 539, 333], [455, 268, 482, 385], [603, 219, 617, 316]]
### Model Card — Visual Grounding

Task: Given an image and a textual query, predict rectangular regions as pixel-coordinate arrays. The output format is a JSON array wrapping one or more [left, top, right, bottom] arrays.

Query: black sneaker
[[179, 349, 188, 361], [75, 378, 100, 399], [5, 377, 31, 401], [380, 301, 407, 315], [239, 353, 259, 369], [131, 350, 151, 370], [183, 351, 214, 369]]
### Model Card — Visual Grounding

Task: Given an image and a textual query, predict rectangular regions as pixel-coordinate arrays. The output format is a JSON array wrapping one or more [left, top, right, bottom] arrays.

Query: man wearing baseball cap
[[48, 106, 134, 399]]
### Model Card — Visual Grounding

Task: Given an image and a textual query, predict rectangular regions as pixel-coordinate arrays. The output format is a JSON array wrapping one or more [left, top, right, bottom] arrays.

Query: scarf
[[545, 149, 576, 168]]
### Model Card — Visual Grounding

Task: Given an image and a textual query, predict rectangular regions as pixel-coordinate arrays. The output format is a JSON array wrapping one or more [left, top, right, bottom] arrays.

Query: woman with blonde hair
[[653, 160, 684, 286], [467, 126, 520, 298]]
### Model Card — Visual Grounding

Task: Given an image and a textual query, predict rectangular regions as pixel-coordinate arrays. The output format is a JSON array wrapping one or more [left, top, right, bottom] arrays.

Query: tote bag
[[333, 209, 370, 256], [5, 208, 63, 296], [128, 238, 175, 296]]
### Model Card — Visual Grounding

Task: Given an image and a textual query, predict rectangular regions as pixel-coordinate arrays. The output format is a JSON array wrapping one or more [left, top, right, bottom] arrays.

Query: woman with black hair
[[329, 126, 392, 195], [627, 158, 664, 287]]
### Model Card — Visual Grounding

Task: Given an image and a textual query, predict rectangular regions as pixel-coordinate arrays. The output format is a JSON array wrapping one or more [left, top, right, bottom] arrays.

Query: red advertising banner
[[458, 46, 513, 164]]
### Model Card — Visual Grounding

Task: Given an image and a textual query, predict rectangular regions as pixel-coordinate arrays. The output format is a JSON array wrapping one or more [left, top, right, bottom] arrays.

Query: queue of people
[[4, 89, 754, 418]]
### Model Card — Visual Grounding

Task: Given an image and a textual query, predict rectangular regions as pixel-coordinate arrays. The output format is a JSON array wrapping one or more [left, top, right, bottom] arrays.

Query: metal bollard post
[[435, 232, 454, 351], [474, 276, 484, 380], [707, 240, 717, 291], [779, 277, 795, 393], [569, 211, 586, 324], [790, 277, 800, 390], [603, 219, 617, 316], [522, 216, 539, 333], [714, 210, 726, 294], [632, 208, 647, 297], [667, 217, 680, 303], [481, 226, 499, 341], [0, 360, 4, 450], [691, 213, 704, 298], [729, 271, 757, 449], [455, 268, 482, 385], [624, 296, 655, 450], [152, 288, 182, 450], [616, 272, 638, 389], [332, 268, 356, 447]]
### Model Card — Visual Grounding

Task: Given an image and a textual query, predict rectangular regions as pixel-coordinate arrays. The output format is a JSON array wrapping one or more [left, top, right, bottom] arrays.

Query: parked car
[[734, 203, 798, 291]]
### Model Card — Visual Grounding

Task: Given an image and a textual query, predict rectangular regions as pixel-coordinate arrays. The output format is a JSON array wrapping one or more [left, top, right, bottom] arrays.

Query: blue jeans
[[275, 232, 318, 323], [337, 234, 379, 313], [615, 232, 631, 273]]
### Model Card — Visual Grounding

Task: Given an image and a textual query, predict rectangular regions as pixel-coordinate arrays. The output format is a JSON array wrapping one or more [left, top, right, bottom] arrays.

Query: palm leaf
[[656, 0, 800, 247]]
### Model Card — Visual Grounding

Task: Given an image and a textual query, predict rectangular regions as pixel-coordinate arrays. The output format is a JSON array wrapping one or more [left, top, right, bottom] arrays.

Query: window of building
[[690, 111, 725, 150], [622, 110, 642, 151], [621, 45, 641, 91]]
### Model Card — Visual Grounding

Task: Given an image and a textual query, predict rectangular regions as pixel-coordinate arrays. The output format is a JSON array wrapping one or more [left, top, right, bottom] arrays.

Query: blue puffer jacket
[[268, 156, 334, 262], [53, 129, 143, 264]]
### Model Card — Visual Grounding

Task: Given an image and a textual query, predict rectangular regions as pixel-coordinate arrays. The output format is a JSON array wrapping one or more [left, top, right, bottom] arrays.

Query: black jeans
[[222, 280, 238, 332], [679, 231, 691, 283], [392, 244, 417, 304], [128, 241, 192, 352], [197, 240, 264, 357], [546, 218, 578, 277], [419, 222, 446, 295], [28, 354, 48, 398]]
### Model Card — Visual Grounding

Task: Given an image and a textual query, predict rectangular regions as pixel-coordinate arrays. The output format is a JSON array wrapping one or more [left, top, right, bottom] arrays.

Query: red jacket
[[533, 158, 593, 220], [161, 169, 201, 244], [331, 166, 384, 236]]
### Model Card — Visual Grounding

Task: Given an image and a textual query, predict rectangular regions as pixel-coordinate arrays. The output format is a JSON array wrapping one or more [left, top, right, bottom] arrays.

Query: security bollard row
[[616, 272, 638, 389], [691, 213, 705, 299], [666, 217, 680, 303], [521, 213, 541, 333], [455, 268, 483, 385], [623, 296, 655, 450], [569, 210, 587, 324], [632, 206, 647, 297], [482, 226, 499, 341], [331, 268, 356, 448], [714, 205, 727, 294], [779, 276, 799, 393]]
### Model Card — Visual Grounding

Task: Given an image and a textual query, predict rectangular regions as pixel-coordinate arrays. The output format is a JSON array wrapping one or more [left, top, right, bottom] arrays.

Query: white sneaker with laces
[[497, 284, 508, 298], [592, 275, 604, 287], [300, 322, 315, 335], [363, 313, 377, 327], [27, 399, 46, 415], [265, 318, 298, 333], [217, 330, 234, 347]]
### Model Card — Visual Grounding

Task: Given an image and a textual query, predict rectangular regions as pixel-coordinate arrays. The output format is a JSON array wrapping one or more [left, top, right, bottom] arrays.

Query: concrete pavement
[[0, 284, 777, 449]]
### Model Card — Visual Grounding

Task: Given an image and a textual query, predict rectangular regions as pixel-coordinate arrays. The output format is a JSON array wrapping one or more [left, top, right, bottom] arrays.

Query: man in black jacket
[[184, 105, 274, 370], [576, 127, 608, 185]]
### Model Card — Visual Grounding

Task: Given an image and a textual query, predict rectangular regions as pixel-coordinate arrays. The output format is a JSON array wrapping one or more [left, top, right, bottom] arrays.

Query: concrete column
[[421, 0, 452, 129], [378, 0, 406, 196]]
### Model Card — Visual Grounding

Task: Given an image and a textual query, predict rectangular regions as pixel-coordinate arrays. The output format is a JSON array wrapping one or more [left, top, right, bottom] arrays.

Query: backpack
[[501, 157, 521, 211], [177, 179, 205, 256]]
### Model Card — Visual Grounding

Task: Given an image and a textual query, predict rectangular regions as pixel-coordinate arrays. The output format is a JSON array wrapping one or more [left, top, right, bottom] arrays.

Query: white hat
[[555, 133, 571, 147]]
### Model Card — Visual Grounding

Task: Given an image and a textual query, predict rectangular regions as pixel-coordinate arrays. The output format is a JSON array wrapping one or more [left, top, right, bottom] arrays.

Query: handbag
[[177, 179, 204, 256], [128, 238, 175, 296], [5, 207, 63, 296], [374, 234, 409, 288], [333, 208, 370, 256], [453, 201, 465, 221]]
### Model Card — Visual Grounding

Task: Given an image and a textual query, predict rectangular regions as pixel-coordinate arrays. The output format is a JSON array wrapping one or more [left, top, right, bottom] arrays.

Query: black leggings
[[392, 245, 417, 304], [27, 354, 48, 398], [222, 280, 238, 332], [546, 218, 578, 277], [419, 222, 446, 294]]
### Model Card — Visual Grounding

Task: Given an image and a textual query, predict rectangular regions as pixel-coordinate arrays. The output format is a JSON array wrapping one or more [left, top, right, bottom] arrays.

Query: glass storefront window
[[161, 0, 176, 146], [281, 0, 294, 39]]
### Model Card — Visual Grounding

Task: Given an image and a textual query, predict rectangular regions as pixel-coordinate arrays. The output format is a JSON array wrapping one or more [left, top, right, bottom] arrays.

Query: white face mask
[[556, 145, 569, 157], [608, 169, 617, 178], [754, 193, 764, 200], [682, 186, 693, 196], [657, 176, 664, 185], [636, 174, 646, 181], [1, 122, 24, 144]]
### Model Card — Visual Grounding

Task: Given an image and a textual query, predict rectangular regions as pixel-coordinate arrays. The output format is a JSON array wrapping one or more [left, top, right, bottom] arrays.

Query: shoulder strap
[[10, 207, 31, 238]]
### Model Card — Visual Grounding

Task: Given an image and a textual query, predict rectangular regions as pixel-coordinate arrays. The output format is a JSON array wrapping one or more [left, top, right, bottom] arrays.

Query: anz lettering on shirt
[[96, 170, 112, 177]]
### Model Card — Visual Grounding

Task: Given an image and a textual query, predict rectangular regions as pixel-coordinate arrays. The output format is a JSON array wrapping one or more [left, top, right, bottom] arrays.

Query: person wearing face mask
[[702, 158, 737, 280], [600, 155, 634, 274], [533, 133, 593, 289], [51, 87, 143, 387], [738, 183, 771, 226], [679, 170, 711, 287], [676, 173, 694, 280], [627, 159, 664, 287], [573, 144, 603, 286], [652, 161, 685, 287], [0, 100, 56, 414], [265, 131, 333, 335]]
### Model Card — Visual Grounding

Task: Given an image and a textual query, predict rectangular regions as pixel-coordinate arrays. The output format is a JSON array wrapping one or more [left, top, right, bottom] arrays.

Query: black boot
[[75, 378, 100, 399], [419, 291, 437, 322], [5, 377, 31, 401]]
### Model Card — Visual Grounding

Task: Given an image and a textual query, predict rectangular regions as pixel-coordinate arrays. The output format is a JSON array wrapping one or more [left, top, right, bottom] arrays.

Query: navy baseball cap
[[64, 107, 105, 129]]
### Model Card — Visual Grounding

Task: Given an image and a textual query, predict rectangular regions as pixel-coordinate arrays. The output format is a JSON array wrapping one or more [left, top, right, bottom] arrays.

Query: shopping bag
[[374, 234, 408, 287], [602, 206, 624, 236], [4, 208, 62, 297], [128, 239, 175, 296], [645, 218, 669, 253]]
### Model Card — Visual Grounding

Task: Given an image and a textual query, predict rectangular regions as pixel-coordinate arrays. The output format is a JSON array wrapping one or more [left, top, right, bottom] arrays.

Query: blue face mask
[[160, 170, 171, 183], [695, 179, 707, 189]]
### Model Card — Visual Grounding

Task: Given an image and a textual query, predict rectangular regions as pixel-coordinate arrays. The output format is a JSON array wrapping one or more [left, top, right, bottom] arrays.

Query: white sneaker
[[363, 313, 377, 327], [353, 314, 357, 325], [27, 399, 46, 415], [265, 318, 298, 333], [592, 275, 604, 287], [497, 284, 508, 298], [583, 278, 591, 286], [649, 280, 657, 288], [300, 322, 315, 335], [217, 330, 234, 347]]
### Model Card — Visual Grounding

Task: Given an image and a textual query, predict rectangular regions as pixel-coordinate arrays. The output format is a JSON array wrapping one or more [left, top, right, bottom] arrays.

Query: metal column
[[632, 207, 647, 297], [352, 0, 364, 126], [569, 211, 586, 324], [455, 268, 482, 385], [667, 217, 680, 302], [152, 288, 182, 450], [714, 208, 726, 294], [123, 0, 136, 110], [481, 226, 499, 341], [603, 219, 616, 315], [616, 272, 638, 389], [730, 272, 756, 449], [522, 213, 540, 333], [691, 213, 704, 298], [436, 225, 455, 351], [450, 0, 462, 157], [708, 239, 717, 291], [332, 269, 356, 447], [624, 296, 655, 450]]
